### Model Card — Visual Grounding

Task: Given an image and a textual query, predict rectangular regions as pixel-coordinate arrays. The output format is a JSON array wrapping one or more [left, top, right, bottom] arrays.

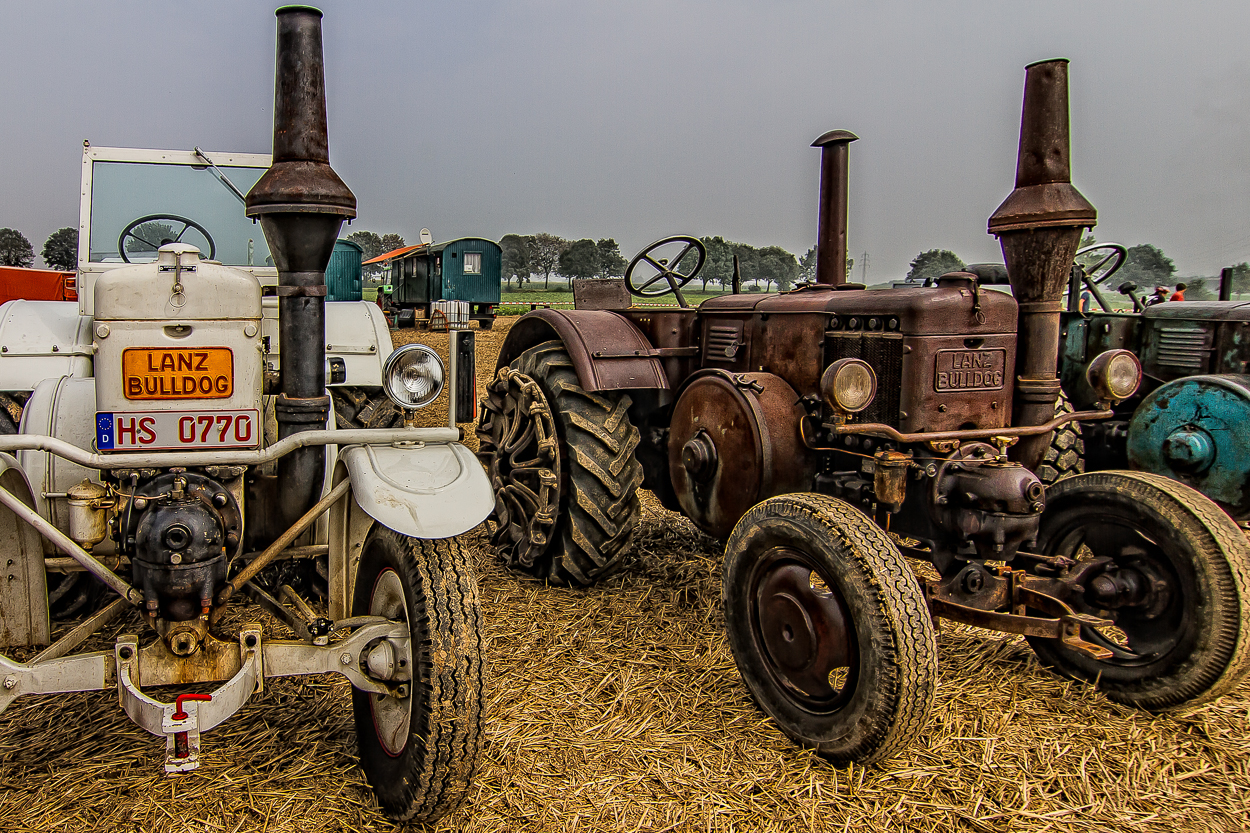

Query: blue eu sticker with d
[[96, 413, 115, 450]]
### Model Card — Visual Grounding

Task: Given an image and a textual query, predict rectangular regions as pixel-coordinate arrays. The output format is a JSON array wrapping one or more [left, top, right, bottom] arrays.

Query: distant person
[[1147, 286, 1169, 306], [1170, 282, 1187, 302], [1079, 290, 1092, 313]]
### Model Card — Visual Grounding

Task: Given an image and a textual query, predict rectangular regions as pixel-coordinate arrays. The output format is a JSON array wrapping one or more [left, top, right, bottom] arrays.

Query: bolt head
[[339, 652, 352, 666], [2, 675, 17, 690]]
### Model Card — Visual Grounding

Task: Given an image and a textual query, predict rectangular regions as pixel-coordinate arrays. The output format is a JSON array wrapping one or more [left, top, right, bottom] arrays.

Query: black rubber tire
[[331, 386, 403, 430], [351, 526, 484, 822], [1028, 471, 1250, 709], [723, 493, 938, 764], [1036, 391, 1084, 485], [479, 340, 643, 586]]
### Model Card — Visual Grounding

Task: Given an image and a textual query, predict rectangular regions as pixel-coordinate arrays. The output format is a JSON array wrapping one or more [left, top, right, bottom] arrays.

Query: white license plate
[[97, 410, 260, 451]]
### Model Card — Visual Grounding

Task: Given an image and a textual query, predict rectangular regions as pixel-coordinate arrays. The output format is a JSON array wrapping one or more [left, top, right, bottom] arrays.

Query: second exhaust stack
[[989, 58, 1095, 468]]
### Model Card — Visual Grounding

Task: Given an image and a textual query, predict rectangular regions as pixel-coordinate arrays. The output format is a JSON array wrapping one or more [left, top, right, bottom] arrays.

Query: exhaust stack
[[988, 59, 1095, 467], [246, 6, 357, 527], [813, 130, 858, 286]]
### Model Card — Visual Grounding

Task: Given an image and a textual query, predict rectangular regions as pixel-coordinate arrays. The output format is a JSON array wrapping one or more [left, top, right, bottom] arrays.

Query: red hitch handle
[[172, 693, 213, 721]]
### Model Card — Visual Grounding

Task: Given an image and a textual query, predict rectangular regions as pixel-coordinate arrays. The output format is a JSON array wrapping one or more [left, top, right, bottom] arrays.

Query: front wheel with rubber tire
[[1028, 471, 1250, 710], [351, 526, 484, 822], [476, 340, 643, 586], [723, 493, 938, 764]]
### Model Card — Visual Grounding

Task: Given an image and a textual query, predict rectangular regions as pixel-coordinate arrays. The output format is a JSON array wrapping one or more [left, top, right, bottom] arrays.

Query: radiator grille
[[824, 334, 904, 427], [1156, 327, 1210, 373]]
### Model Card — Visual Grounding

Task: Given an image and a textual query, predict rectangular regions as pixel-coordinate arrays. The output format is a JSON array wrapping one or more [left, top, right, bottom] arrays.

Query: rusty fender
[[495, 309, 673, 392]]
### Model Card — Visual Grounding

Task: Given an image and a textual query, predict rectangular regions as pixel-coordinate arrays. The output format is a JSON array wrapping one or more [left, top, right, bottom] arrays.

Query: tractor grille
[[704, 322, 747, 366], [824, 333, 904, 427], [1155, 327, 1210, 373]]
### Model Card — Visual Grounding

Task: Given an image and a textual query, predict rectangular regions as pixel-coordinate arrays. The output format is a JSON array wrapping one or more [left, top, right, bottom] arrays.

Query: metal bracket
[[926, 566, 1114, 660], [115, 624, 263, 773], [0, 648, 112, 716]]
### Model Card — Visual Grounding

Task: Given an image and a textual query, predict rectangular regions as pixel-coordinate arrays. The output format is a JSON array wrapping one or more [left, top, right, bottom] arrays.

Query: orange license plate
[[123, 347, 234, 400]]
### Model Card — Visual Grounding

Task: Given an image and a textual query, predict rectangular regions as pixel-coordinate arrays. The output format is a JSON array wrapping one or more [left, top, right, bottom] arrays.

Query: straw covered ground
[[1, 318, 1248, 832]]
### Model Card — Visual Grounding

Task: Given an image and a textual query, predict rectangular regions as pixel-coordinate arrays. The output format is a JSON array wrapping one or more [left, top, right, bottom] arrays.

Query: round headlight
[[1086, 349, 1142, 403], [382, 344, 445, 408], [821, 358, 877, 415]]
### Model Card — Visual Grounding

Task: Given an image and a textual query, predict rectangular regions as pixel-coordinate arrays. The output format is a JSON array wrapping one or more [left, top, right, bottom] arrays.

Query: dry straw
[[0, 321, 1245, 832]]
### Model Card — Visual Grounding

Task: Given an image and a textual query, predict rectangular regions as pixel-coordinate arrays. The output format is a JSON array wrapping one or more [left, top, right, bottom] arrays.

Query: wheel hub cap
[[755, 557, 854, 699]]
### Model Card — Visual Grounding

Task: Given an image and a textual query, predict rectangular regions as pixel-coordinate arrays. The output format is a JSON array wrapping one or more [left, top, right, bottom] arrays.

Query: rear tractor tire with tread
[[477, 340, 644, 586], [331, 386, 403, 430], [1036, 391, 1084, 485], [351, 526, 484, 823], [723, 493, 938, 764]]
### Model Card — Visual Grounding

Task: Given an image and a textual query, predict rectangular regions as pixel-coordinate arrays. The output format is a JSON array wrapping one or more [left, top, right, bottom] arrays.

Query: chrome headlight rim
[[382, 343, 445, 409], [821, 358, 878, 415], [1086, 349, 1142, 403]]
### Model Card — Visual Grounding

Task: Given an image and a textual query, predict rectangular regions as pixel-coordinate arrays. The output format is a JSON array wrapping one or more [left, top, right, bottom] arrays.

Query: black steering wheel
[[118, 214, 216, 263], [625, 236, 707, 308], [1073, 243, 1128, 313]]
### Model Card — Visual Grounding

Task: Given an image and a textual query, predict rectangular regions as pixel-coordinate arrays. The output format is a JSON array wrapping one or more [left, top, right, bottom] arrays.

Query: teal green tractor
[[1055, 246, 1250, 524]]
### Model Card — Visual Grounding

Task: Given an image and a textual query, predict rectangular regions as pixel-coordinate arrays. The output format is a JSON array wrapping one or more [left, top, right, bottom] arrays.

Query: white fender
[[0, 453, 50, 648], [339, 442, 492, 539]]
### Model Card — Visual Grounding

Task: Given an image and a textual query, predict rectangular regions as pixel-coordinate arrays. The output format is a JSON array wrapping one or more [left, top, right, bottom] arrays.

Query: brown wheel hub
[[476, 367, 561, 569], [753, 549, 856, 703]]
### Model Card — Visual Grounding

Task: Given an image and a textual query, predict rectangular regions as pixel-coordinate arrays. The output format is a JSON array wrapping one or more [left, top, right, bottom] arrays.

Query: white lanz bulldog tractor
[[0, 8, 490, 823]]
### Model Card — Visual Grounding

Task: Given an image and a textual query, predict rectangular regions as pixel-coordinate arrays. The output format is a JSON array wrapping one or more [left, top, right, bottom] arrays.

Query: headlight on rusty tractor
[[821, 358, 877, 418], [382, 344, 445, 409], [1087, 349, 1142, 404]]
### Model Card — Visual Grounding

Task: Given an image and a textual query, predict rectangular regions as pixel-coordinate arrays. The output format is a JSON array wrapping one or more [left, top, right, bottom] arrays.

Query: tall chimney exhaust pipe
[[246, 6, 357, 528], [813, 130, 858, 286], [988, 59, 1095, 469]]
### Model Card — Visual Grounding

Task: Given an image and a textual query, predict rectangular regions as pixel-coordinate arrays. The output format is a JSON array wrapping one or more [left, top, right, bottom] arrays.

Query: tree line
[[0, 227, 78, 271], [501, 233, 812, 293], [902, 237, 1249, 300]]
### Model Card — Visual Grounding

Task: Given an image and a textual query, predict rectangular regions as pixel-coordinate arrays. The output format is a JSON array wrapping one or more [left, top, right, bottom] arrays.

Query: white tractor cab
[[0, 7, 489, 823]]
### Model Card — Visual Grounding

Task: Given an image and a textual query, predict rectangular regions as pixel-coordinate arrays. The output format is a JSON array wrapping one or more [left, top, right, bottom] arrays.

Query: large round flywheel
[[668, 371, 814, 539]]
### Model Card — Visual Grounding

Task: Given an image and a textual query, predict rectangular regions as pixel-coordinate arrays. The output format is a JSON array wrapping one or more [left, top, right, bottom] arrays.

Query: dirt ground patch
[[1, 316, 1247, 833]]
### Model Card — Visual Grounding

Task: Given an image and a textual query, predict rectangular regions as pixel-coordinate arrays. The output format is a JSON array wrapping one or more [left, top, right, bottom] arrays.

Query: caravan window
[[464, 252, 482, 274]]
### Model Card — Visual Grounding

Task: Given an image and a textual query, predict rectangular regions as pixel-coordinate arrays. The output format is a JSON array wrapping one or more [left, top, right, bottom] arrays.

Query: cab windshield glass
[[88, 161, 272, 267]]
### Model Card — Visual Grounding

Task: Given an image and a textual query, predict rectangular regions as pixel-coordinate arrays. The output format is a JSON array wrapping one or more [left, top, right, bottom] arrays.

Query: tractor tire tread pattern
[[511, 341, 644, 586], [1037, 392, 1085, 485], [352, 530, 484, 823], [331, 386, 403, 430], [725, 493, 938, 765], [1035, 471, 1250, 709]]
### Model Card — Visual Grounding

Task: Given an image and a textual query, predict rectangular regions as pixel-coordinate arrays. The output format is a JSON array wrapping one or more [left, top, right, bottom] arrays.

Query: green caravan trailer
[[377, 238, 502, 328]]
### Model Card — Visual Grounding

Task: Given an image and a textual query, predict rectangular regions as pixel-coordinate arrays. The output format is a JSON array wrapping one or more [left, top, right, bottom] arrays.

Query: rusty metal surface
[[924, 563, 1113, 659], [929, 443, 1045, 561], [668, 371, 814, 539], [137, 632, 244, 687], [830, 407, 1110, 444], [987, 60, 1096, 234], [988, 59, 1097, 469], [572, 278, 632, 311], [492, 309, 669, 392], [812, 130, 858, 287], [244, 8, 356, 218], [476, 368, 561, 568]]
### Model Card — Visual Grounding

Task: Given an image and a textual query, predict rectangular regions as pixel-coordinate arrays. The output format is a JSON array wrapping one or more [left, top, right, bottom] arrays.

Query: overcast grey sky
[[1, 1, 1247, 281]]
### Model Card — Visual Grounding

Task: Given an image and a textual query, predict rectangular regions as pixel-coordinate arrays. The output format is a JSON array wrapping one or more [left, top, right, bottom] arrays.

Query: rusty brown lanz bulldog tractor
[[476, 60, 1250, 764]]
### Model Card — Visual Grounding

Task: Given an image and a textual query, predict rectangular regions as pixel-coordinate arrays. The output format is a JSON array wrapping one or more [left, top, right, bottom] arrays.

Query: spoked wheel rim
[[478, 367, 561, 568], [748, 546, 859, 712], [367, 567, 412, 757], [1042, 506, 1187, 667]]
